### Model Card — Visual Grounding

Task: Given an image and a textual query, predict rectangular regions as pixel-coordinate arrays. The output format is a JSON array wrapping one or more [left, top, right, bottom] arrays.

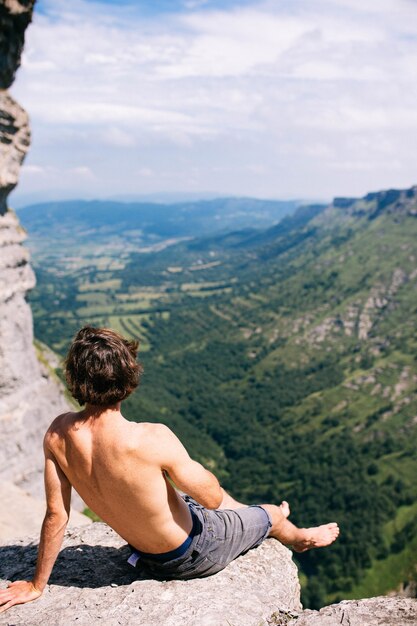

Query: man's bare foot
[[280, 501, 290, 518], [292, 523, 339, 552]]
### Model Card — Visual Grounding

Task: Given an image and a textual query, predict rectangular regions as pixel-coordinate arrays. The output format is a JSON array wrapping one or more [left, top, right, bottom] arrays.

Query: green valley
[[21, 189, 417, 608]]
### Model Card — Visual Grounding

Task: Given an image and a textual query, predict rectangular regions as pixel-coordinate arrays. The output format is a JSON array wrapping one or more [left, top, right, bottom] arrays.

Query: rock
[[1, 524, 414, 625], [0, 223, 72, 500], [0, 0, 35, 90], [295, 596, 417, 625], [0, 0, 35, 214], [358, 269, 407, 341], [0, 0, 73, 510], [0, 522, 301, 626], [0, 93, 31, 214], [0, 482, 91, 542]]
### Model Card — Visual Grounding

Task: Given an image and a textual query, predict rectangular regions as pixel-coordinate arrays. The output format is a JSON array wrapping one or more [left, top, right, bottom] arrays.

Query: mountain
[[17, 197, 299, 259], [26, 185, 417, 607]]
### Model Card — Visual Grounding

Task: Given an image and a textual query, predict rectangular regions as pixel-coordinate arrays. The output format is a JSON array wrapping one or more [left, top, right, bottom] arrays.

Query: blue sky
[[10, 0, 417, 204], [35, 0, 257, 17]]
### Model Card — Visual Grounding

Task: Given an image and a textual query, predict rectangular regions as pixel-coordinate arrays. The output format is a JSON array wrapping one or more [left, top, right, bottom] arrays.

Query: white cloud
[[21, 164, 46, 174], [103, 127, 137, 148], [328, 158, 402, 172], [157, 12, 311, 79], [11, 0, 417, 200], [31, 101, 193, 127], [70, 166, 95, 179], [138, 167, 154, 177]]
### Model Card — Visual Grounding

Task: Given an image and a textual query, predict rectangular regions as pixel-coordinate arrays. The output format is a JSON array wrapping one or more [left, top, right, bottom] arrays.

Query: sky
[[10, 0, 417, 205]]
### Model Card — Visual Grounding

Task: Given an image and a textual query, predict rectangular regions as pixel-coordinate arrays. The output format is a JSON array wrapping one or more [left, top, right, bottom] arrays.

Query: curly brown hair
[[64, 326, 143, 406]]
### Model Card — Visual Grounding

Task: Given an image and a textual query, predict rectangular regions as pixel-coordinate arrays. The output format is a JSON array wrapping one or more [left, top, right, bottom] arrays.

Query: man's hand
[[0, 580, 42, 613]]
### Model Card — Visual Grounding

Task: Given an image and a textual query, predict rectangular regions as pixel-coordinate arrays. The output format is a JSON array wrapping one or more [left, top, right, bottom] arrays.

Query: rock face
[[0, 0, 35, 90], [0, 523, 301, 626], [0, 523, 415, 625], [296, 596, 417, 625], [0, 92, 30, 214], [0, 0, 72, 507], [0, 0, 35, 214], [0, 482, 91, 542]]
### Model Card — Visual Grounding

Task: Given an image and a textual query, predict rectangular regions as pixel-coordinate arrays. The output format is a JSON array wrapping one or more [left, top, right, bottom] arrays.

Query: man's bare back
[[47, 406, 223, 554]]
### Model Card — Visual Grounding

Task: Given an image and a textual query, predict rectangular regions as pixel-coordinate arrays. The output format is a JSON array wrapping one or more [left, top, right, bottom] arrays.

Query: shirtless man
[[0, 326, 339, 613]]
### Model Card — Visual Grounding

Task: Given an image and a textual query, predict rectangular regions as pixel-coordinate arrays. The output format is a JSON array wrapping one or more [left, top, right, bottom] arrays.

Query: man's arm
[[156, 425, 223, 509], [0, 435, 71, 614]]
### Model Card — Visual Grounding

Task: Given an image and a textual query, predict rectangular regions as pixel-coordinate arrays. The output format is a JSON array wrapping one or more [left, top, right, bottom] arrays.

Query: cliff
[[0, 523, 415, 626], [0, 0, 34, 214], [0, 0, 74, 523], [0, 523, 302, 626], [0, 206, 70, 499]]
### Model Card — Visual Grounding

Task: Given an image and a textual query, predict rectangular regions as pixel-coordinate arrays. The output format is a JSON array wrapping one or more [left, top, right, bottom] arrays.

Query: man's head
[[65, 326, 142, 407]]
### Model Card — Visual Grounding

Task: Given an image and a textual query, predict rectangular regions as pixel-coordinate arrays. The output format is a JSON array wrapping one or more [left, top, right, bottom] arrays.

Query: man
[[0, 326, 339, 613]]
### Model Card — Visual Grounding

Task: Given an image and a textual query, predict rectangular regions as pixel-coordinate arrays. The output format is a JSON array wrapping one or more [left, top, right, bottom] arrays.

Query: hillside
[[23, 186, 417, 607]]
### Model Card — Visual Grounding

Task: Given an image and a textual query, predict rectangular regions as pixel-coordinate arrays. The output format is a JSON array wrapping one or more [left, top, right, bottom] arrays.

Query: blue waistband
[[132, 510, 198, 563]]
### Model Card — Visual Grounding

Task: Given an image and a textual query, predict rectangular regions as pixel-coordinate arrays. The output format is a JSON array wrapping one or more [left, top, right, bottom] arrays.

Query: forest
[[22, 187, 417, 607]]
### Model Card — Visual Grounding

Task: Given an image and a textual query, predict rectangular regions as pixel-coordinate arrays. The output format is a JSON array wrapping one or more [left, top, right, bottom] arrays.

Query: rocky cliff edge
[[0, 523, 301, 626], [0, 0, 81, 528], [0, 523, 416, 626]]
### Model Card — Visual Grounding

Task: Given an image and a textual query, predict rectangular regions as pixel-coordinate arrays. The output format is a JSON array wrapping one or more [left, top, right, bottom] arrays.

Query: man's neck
[[81, 403, 122, 421]]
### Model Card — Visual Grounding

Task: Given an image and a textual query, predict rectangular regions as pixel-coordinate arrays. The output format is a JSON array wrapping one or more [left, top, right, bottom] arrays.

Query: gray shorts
[[135, 496, 272, 580]]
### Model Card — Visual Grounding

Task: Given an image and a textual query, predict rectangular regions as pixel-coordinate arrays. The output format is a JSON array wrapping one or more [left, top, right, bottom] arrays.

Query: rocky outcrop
[[333, 185, 417, 220], [0, 482, 91, 542], [0, 0, 34, 214], [0, 0, 73, 509], [0, 523, 301, 626], [0, 92, 30, 214], [296, 596, 417, 625], [0, 226, 70, 499], [0, 523, 415, 625], [0, 207, 75, 503], [0, 0, 35, 90]]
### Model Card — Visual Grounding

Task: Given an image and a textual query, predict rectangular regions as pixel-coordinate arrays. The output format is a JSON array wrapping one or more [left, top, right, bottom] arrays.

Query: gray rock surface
[[0, 207, 72, 502], [0, 0, 74, 517], [0, 0, 35, 91], [0, 92, 30, 214], [295, 596, 417, 626], [0, 481, 91, 542], [0, 522, 301, 626], [0, 0, 35, 214], [1, 524, 414, 625]]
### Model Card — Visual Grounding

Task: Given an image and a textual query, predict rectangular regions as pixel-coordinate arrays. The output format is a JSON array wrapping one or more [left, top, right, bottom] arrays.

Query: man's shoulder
[[131, 422, 174, 449], [44, 411, 78, 440], [133, 421, 171, 438]]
